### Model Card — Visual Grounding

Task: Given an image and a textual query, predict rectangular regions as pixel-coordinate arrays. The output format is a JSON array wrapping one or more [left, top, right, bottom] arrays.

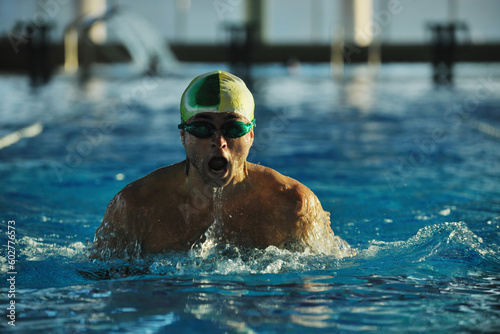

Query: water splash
[[213, 187, 224, 231], [189, 187, 225, 258], [303, 209, 355, 258], [4, 221, 499, 287], [361, 221, 500, 268]]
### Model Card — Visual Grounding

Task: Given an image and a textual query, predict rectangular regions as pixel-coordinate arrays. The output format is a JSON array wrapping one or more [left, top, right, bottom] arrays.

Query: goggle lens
[[178, 120, 255, 139]]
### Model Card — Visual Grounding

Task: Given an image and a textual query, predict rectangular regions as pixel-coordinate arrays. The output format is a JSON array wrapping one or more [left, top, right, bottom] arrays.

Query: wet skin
[[92, 113, 344, 259]]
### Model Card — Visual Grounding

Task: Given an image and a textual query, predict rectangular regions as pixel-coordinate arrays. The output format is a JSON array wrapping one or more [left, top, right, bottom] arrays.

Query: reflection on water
[[10, 255, 500, 333], [343, 67, 378, 113]]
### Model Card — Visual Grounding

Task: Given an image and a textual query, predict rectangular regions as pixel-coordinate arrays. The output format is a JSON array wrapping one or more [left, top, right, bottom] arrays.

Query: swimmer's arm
[[293, 186, 329, 240], [293, 186, 353, 257], [90, 193, 143, 260]]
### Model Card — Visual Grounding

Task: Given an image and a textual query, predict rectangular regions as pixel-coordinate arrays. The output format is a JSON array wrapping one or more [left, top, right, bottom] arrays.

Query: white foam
[[19, 237, 86, 261]]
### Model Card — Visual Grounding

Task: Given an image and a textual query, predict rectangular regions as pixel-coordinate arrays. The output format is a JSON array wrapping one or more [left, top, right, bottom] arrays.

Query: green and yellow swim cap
[[180, 70, 254, 123]]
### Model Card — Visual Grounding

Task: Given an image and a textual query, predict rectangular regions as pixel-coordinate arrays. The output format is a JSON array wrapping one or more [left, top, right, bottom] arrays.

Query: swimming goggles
[[178, 119, 256, 139]]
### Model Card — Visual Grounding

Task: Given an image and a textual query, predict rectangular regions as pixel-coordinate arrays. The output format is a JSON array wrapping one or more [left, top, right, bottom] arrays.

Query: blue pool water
[[1, 63, 500, 333]]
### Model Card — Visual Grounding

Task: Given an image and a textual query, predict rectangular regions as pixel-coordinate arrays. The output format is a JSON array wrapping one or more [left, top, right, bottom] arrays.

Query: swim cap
[[180, 70, 254, 122]]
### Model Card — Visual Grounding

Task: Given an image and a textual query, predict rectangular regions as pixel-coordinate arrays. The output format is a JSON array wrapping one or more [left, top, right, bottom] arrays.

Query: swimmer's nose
[[211, 132, 227, 148]]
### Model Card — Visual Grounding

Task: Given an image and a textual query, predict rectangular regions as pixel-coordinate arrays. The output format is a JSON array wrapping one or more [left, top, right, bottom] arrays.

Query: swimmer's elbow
[[91, 220, 143, 260], [91, 193, 141, 260], [91, 217, 123, 260]]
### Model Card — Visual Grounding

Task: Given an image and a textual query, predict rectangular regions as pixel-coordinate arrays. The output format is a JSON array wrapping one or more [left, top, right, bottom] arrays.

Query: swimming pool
[[1, 63, 499, 333]]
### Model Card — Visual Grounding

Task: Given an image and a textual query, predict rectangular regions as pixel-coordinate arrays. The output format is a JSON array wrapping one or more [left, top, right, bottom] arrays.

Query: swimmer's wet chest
[[144, 182, 298, 249], [219, 196, 298, 246]]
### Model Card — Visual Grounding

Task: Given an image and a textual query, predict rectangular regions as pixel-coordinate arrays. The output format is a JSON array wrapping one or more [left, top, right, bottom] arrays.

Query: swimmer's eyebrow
[[190, 114, 214, 121], [221, 113, 249, 122]]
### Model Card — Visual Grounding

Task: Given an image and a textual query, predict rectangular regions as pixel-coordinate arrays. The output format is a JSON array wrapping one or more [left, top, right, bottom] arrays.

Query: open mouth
[[208, 157, 228, 172]]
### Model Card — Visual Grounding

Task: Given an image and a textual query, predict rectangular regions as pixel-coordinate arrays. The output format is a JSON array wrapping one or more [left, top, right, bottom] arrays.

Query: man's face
[[181, 112, 254, 188]]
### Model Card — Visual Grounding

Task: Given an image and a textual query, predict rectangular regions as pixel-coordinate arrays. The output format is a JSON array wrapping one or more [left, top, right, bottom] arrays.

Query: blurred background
[[1, 6, 500, 331], [0, 0, 499, 83]]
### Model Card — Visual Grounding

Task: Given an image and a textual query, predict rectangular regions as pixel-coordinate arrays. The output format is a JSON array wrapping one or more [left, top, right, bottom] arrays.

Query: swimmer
[[91, 70, 352, 260]]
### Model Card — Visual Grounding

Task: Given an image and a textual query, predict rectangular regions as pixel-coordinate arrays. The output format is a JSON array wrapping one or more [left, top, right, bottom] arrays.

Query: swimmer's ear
[[249, 129, 254, 145]]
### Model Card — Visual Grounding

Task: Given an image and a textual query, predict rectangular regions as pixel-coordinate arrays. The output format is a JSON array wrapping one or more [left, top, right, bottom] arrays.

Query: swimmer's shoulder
[[96, 162, 186, 253], [246, 162, 317, 208], [112, 161, 186, 208], [246, 163, 322, 243]]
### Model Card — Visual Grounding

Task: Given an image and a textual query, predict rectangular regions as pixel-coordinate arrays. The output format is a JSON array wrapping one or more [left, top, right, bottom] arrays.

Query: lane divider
[[0, 122, 44, 150], [470, 119, 500, 139]]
